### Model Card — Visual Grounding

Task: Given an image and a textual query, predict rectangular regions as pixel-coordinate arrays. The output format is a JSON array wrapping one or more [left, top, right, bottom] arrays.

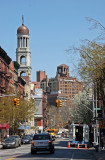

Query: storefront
[[0, 123, 9, 142], [17, 124, 31, 136]]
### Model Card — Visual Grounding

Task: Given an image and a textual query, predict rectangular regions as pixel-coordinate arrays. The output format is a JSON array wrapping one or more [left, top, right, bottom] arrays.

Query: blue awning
[[18, 125, 30, 130]]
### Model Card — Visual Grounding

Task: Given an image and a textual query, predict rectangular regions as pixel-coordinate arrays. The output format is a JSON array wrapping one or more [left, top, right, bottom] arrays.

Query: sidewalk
[[0, 142, 2, 149]]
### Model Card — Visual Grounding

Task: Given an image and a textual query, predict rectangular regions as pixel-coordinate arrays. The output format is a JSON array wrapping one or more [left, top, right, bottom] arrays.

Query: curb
[[0, 142, 2, 149]]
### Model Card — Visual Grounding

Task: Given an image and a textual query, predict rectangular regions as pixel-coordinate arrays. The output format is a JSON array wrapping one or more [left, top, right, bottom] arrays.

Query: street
[[0, 137, 97, 160]]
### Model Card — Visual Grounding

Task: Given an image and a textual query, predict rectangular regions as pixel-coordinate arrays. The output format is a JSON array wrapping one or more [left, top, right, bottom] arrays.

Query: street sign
[[94, 108, 101, 110]]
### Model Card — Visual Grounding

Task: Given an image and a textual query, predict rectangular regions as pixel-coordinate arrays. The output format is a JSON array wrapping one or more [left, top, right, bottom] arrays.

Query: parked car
[[21, 135, 31, 144], [56, 133, 61, 138], [10, 135, 21, 147], [31, 133, 55, 154], [2, 137, 20, 149]]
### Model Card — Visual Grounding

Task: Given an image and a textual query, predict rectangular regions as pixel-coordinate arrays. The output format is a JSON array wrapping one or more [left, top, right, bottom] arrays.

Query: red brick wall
[[37, 71, 46, 82], [37, 119, 43, 126]]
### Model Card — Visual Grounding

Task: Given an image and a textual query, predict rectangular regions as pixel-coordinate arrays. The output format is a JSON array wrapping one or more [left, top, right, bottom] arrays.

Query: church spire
[[22, 15, 24, 26]]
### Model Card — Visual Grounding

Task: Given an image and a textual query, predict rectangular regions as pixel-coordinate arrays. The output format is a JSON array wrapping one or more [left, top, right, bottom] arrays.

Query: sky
[[0, 0, 105, 81]]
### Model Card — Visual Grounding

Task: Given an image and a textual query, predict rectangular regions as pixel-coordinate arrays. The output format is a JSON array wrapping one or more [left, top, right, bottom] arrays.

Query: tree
[[47, 102, 73, 129], [71, 90, 93, 125], [78, 41, 105, 86], [65, 18, 105, 86], [65, 18, 105, 117], [0, 93, 35, 133]]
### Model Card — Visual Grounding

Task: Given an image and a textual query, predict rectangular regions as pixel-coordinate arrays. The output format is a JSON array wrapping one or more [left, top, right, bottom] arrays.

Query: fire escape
[[0, 63, 11, 94], [0, 47, 12, 95]]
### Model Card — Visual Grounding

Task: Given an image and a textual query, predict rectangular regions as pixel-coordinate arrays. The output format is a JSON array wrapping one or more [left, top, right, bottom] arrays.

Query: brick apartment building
[[0, 46, 26, 141], [0, 47, 26, 96], [34, 64, 83, 108], [40, 64, 83, 106]]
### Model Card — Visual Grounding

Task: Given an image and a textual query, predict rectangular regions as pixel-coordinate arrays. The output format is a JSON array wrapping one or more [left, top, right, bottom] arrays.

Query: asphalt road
[[0, 138, 96, 160]]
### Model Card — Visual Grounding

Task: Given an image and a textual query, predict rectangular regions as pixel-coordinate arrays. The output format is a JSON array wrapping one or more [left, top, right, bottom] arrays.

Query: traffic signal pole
[[0, 94, 16, 97], [93, 94, 96, 144], [96, 91, 98, 145], [95, 90, 101, 151]]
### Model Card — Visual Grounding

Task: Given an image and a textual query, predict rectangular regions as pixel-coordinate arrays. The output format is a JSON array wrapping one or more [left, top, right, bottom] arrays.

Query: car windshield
[[29, 134, 33, 137], [11, 135, 19, 138], [5, 137, 15, 141], [33, 135, 50, 140], [23, 136, 30, 139]]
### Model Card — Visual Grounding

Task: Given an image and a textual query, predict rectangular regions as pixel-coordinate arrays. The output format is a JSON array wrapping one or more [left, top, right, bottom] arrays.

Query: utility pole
[[96, 91, 98, 145], [93, 94, 96, 143], [95, 87, 101, 151]]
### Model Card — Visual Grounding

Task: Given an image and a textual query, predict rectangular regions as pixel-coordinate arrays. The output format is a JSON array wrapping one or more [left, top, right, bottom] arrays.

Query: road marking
[[71, 152, 74, 160], [5, 157, 16, 160]]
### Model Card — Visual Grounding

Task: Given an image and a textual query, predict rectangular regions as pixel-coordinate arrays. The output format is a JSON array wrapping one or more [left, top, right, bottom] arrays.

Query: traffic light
[[16, 98, 20, 106], [97, 109, 103, 118], [59, 100, 62, 107], [13, 98, 17, 106], [56, 100, 59, 107]]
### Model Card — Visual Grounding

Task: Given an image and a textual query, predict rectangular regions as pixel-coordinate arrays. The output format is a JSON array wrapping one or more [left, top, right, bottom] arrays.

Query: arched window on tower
[[17, 38, 19, 48], [23, 37, 25, 47], [20, 71, 26, 77], [26, 38, 27, 47], [20, 56, 26, 65], [21, 38, 22, 47]]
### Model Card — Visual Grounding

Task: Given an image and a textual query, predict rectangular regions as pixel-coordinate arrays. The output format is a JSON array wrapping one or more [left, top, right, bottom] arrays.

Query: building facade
[[37, 70, 46, 82], [34, 88, 44, 133], [0, 46, 26, 141], [0, 47, 12, 94], [47, 64, 83, 106]]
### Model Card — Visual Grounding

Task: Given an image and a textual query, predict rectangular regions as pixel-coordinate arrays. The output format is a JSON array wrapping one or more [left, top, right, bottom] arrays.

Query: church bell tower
[[16, 16, 31, 98]]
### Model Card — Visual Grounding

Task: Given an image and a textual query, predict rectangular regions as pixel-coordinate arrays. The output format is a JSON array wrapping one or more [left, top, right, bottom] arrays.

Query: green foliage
[[78, 41, 105, 86], [0, 94, 35, 132]]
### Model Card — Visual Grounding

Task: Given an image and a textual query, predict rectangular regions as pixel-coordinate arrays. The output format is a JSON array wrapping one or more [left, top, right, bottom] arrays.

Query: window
[[23, 38, 25, 47], [20, 72, 26, 76], [33, 135, 50, 140], [20, 56, 26, 65], [26, 38, 27, 47], [58, 68, 62, 73]]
